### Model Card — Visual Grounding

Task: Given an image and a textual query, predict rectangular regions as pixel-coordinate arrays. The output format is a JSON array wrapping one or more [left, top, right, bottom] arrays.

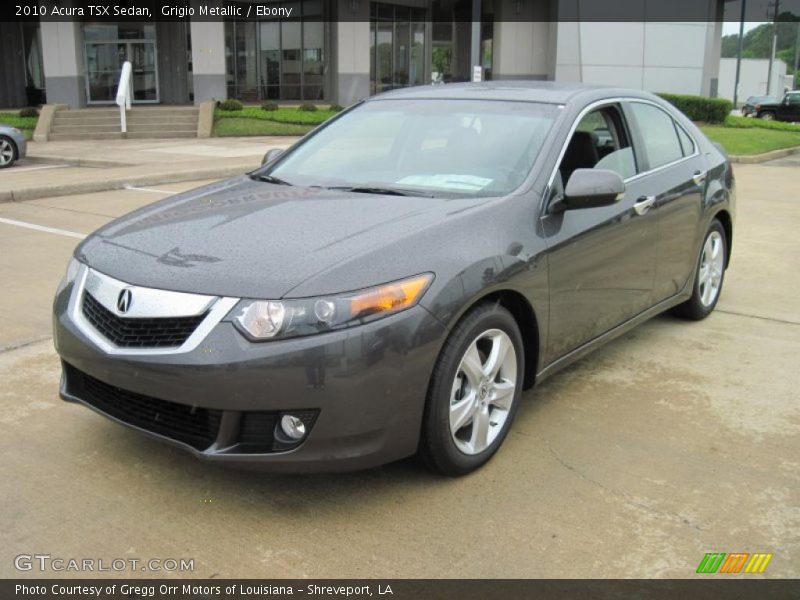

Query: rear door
[[623, 101, 707, 302]]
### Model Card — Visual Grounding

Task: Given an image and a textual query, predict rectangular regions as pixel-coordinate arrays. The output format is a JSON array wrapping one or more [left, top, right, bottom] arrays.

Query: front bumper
[[53, 278, 447, 472], [8, 130, 27, 158]]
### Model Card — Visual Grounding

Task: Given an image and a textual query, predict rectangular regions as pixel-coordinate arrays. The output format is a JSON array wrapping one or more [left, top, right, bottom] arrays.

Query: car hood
[[77, 176, 481, 299]]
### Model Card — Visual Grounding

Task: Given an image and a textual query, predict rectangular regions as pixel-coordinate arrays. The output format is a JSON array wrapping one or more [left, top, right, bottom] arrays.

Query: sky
[[722, 21, 767, 36]]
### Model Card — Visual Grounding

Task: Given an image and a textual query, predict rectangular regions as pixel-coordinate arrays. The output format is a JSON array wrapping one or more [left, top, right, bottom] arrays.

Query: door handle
[[633, 195, 656, 216], [693, 170, 707, 186]]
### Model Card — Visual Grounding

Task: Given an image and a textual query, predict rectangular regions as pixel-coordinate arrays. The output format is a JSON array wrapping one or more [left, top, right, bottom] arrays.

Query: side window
[[788, 94, 800, 106], [559, 105, 636, 184], [675, 124, 695, 157], [629, 103, 684, 170]]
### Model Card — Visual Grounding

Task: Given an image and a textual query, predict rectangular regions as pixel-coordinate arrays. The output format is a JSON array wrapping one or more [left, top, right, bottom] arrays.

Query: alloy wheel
[[0, 140, 14, 166], [449, 329, 518, 455], [698, 231, 724, 307]]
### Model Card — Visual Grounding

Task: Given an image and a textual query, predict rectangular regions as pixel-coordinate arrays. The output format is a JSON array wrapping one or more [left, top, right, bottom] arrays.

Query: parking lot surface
[[1, 162, 798, 578]]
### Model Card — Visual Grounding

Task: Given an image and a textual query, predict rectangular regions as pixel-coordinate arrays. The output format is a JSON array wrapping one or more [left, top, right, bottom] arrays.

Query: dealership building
[[0, 0, 726, 109]]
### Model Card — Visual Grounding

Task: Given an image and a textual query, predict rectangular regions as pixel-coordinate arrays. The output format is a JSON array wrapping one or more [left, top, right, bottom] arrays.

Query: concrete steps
[[48, 107, 199, 140]]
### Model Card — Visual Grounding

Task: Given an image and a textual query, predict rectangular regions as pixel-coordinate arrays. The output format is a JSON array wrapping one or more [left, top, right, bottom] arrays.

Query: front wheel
[[759, 111, 775, 120], [674, 220, 727, 320], [0, 136, 17, 168], [419, 303, 524, 476]]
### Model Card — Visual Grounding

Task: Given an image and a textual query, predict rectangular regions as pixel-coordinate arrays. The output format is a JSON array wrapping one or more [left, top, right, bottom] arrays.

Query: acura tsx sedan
[[53, 82, 734, 475]]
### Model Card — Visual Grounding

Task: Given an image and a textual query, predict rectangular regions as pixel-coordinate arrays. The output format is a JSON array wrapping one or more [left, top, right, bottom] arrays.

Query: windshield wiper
[[252, 173, 292, 186], [325, 185, 433, 198]]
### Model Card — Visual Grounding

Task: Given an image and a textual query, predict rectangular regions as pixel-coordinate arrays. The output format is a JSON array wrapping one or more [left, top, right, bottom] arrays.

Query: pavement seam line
[[542, 438, 704, 533], [0, 336, 52, 355], [24, 202, 117, 218], [716, 309, 800, 327]]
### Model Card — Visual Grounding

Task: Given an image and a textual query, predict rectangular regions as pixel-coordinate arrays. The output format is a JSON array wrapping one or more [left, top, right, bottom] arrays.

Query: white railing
[[115, 61, 132, 133]]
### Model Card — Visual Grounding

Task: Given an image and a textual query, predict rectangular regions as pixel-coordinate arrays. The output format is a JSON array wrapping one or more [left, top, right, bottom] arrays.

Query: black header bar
[[4, 0, 800, 23]]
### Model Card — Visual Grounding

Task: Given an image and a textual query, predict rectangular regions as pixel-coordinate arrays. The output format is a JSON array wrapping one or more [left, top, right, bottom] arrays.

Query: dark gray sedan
[[53, 83, 735, 475]]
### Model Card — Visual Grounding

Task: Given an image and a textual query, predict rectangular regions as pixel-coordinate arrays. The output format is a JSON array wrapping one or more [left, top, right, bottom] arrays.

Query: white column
[[40, 19, 85, 107], [190, 19, 227, 104]]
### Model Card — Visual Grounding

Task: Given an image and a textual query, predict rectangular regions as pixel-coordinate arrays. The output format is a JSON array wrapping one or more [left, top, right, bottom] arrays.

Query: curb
[[0, 165, 249, 203], [730, 145, 800, 164], [24, 155, 133, 168]]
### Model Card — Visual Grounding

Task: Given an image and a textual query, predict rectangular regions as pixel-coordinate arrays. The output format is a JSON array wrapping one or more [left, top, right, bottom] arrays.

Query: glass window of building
[[22, 22, 46, 105], [370, 3, 427, 95], [226, 0, 327, 102], [430, 0, 493, 84]]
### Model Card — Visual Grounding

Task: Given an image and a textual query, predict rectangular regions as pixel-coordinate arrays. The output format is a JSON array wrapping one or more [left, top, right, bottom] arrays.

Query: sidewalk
[[0, 136, 301, 202]]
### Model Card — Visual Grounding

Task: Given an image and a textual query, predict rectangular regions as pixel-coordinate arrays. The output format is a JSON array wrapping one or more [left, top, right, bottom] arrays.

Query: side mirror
[[555, 169, 625, 212], [262, 148, 284, 166]]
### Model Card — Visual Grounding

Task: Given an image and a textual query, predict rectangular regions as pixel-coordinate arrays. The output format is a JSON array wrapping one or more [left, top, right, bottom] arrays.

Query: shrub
[[218, 99, 243, 111], [261, 101, 279, 112], [19, 107, 39, 118], [657, 93, 732, 124], [298, 103, 318, 112], [329, 104, 344, 112]]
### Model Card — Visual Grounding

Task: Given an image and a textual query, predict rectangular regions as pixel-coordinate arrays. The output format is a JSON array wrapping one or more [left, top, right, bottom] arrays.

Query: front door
[[778, 93, 800, 121], [542, 103, 658, 364], [86, 41, 158, 104]]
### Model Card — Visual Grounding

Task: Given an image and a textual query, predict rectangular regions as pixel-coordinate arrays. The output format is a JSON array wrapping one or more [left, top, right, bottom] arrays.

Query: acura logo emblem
[[117, 288, 133, 314]]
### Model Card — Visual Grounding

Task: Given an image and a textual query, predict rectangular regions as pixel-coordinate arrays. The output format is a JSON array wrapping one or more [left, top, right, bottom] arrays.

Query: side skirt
[[534, 290, 691, 386]]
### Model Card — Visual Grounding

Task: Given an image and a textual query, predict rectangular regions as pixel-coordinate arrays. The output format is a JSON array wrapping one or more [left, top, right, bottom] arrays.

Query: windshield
[[259, 99, 558, 198]]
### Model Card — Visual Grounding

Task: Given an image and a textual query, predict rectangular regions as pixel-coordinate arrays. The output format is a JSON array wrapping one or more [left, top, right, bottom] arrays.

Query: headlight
[[10, 128, 22, 136], [231, 273, 433, 341], [56, 257, 81, 295]]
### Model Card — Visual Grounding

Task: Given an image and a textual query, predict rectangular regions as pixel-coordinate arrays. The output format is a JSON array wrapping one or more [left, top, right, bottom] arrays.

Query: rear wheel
[[420, 303, 524, 476], [674, 220, 727, 320], [0, 136, 17, 168], [759, 111, 775, 120]]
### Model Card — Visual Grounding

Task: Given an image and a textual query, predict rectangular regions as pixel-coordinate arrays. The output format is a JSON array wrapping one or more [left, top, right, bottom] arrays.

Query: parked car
[[53, 83, 735, 476], [754, 91, 800, 122], [741, 95, 777, 117], [0, 124, 27, 168]]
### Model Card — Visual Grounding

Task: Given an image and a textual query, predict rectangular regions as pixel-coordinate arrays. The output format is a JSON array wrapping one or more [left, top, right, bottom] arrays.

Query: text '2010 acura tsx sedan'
[[53, 83, 735, 475]]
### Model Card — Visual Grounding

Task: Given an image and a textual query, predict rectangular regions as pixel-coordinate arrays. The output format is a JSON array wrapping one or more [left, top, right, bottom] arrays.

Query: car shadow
[[87, 313, 680, 510]]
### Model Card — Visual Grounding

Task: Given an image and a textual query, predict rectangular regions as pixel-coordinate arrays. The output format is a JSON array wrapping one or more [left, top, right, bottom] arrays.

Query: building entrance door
[[86, 40, 158, 103]]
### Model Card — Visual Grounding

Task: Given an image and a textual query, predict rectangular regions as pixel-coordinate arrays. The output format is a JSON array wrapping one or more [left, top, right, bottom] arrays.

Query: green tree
[[721, 13, 800, 74]]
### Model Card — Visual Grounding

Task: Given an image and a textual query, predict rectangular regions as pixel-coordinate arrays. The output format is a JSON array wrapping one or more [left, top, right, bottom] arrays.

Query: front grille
[[65, 364, 222, 451], [81, 292, 206, 348]]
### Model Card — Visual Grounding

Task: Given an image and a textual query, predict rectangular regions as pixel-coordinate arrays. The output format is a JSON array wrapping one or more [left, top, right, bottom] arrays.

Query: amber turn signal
[[349, 273, 433, 319]]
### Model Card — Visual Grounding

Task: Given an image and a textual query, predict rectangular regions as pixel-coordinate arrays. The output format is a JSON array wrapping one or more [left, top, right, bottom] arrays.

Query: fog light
[[280, 414, 307, 440]]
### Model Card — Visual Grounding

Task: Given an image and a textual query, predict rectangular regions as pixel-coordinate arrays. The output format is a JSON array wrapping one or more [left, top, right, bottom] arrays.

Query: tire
[[0, 136, 17, 169], [419, 302, 525, 476], [673, 219, 727, 320], [759, 111, 775, 121]]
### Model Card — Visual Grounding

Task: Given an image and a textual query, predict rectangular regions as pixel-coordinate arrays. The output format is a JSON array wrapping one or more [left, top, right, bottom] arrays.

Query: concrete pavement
[[0, 137, 301, 202], [0, 163, 798, 578]]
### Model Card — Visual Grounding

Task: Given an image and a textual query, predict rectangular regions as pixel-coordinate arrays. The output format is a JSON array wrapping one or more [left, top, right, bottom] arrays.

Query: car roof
[[370, 81, 660, 106]]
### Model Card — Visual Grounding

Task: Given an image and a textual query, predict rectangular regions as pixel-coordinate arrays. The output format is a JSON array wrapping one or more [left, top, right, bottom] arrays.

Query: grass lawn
[[724, 115, 800, 133], [214, 118, 314, 137], [213, 106, 338, 137], [0, 112, 38, 140], [700, 126, 800, 156]]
